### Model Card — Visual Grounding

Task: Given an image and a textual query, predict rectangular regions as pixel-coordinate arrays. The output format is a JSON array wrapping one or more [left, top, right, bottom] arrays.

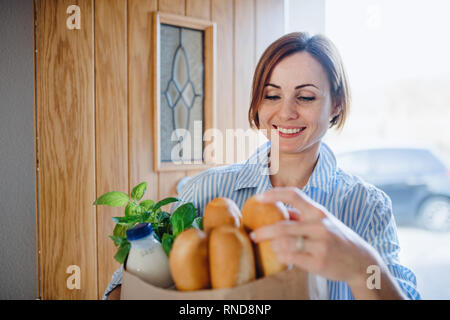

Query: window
[[323, 0, 450, 299]]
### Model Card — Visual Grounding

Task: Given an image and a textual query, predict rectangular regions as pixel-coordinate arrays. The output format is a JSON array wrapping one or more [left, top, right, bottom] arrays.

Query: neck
[[269, 141, 321, 189]]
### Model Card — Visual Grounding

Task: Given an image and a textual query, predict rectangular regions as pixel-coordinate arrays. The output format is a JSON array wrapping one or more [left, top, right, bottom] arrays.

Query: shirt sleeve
[[362, 189, 421, 300], [102, 265, 123, 300]]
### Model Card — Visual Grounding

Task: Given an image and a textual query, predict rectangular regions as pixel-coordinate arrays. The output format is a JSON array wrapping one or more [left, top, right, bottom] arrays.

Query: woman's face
[[258, 51, 339, 155]]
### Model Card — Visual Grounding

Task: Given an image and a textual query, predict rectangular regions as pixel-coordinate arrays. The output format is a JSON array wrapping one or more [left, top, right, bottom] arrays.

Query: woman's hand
[[249, 187, 382, 288]]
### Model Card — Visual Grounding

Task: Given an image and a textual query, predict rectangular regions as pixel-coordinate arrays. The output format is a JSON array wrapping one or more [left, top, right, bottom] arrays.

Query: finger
[[257, 187, 326, 221], [250, 220, 324, 243], [272, 236, 324, 257], [271, 235, 311, 253], [276, 251, 317, 273], [288, 208, 302, 221]]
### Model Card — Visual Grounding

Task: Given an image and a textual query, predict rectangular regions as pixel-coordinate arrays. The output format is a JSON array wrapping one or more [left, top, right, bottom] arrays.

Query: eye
[[264, 95, 280, 101], [298, 96, 315, 102]]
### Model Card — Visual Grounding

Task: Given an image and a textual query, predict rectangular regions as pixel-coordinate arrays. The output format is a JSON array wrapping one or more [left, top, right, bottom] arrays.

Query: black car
[[337, 147, 450, 231]]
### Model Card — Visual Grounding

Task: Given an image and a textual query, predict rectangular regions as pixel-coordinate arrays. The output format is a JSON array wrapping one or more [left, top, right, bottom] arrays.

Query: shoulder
[[334, 167, 390, 204], [333, 167, 393, 235]]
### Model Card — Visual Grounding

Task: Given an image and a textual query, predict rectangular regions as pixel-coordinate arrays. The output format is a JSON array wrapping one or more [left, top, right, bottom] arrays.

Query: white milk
[[126, 226, 173, 288]]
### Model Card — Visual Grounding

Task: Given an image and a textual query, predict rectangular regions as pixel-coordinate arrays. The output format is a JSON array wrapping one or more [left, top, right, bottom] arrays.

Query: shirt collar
[[234, 140, 336, 193], [234, 141, 271, 191]]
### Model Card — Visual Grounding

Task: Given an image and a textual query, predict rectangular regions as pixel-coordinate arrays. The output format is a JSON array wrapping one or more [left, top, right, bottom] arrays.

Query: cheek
[[309, 101, 332, 128], [300, 107, 327, 128], [257, 105, 273, 126]]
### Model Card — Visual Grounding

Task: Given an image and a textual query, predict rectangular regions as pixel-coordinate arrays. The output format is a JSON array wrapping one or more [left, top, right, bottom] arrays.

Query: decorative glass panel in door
[[152, 12, 215, 171], [160, 24, 204, 163]]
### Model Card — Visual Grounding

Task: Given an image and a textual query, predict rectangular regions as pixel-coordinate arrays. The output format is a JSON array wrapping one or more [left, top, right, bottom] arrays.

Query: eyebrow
[[264, 83, 319, 89]]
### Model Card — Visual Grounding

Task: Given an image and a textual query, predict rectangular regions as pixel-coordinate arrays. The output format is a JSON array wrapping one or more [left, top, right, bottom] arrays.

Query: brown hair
[[248, 32, 350, 130]]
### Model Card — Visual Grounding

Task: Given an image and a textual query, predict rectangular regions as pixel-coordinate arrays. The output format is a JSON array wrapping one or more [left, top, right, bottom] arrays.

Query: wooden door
[[35, 0, 284, 300]]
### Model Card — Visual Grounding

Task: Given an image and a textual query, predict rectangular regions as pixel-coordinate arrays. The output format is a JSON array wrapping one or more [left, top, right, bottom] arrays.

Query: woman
[[104, 32, 420, 300]]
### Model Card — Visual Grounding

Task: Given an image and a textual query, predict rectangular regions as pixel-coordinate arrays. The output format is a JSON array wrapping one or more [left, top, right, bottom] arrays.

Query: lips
[[272, 125, 306, 135]]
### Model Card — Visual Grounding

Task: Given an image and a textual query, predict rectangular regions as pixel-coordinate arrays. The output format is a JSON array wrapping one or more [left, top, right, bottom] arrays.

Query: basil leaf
[[161, 233, 174, 256], [170, 202, 196, 237], [125, 202, 133, 217], [140, 211, 151, 223], [153, 197, 180, 212], [152, 226, 161, 243], [139, 199, 155, 211], [153, 211, 171, 240], [131, 182, 147, 202], [192, 216, 203, 230], [113, 223, 129, 238], [157, 211, 170, 223], [126, 202, 146, 217], [112, 215, 141, 225], [114, 241, 131, 264], [109, 235, 127, 247], [93, 191, 129, 207]]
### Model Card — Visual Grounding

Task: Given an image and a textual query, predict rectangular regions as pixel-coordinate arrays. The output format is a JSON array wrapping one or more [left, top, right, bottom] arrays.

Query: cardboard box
[[120, 265, 313, 300]]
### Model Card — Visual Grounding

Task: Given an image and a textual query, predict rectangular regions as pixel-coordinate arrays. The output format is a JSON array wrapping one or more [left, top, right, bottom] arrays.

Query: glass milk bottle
[[125, 223, 173, 288]]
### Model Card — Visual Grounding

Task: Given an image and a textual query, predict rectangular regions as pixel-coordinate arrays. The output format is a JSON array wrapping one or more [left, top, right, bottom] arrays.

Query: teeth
[[277, 126, 304, 134]]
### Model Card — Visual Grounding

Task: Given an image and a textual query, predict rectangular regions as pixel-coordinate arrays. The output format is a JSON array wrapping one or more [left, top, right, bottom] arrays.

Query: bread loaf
[[203, 197, 242, 234], [208, 225, 256, 289], [169, 228, 210, 291], [242, 195, 289, 277]]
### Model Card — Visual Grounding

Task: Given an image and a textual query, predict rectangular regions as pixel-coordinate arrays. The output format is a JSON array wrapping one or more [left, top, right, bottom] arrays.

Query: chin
[[279, 145, 305, 154], [272, 140, 306, 154]]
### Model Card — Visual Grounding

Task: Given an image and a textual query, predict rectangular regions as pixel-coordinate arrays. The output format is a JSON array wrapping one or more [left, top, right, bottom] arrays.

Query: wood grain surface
[[36, 0, 285, 299], [36, 0, 97, 299], [186, 0, 211, 20], [159, 0, 185, 15], [94, 0, 128, 300], [128, 0, 158, 202], [255, 0, 285, 61], [212, 0, 234, 165], [234, 0, 255, 133]]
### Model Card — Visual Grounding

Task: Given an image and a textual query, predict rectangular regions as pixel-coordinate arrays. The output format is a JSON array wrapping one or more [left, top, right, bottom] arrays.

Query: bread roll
[[241, 195, 289, 277], [169, 228, 210, 291], [203, 197, 242, 234], [208, 225, 256, 289]]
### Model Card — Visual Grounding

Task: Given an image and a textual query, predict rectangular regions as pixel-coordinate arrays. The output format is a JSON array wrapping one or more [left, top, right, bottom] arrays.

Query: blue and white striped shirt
[[104, 141, 420, 300]]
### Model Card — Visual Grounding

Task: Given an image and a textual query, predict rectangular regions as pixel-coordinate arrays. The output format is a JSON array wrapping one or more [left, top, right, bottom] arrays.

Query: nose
[[277, 98, 299, 121]]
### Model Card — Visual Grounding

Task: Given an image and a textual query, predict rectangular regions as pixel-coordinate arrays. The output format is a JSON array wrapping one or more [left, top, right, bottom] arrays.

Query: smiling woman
[[104, 32, 420, 300], [248, 32, 350, 132], [249, 33, 350, 190]]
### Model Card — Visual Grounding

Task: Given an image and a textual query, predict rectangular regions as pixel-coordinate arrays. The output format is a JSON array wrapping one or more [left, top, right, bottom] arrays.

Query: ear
[[331, 103, 342, 119]]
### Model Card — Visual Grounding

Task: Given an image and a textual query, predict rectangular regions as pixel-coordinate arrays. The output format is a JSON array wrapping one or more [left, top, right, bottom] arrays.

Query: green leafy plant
[[93, 181, 203, 263]]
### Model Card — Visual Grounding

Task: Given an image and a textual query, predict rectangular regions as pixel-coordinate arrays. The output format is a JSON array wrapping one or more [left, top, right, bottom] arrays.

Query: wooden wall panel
[[128, 0, 158, 202], [212, 0, 234, 165], [234, 0, 255, 131], [159, 0, 185, 15], [36, 0, 97, 299], [255, 0, 285, 61], [94, 0, 128, 300], [186, 0, 211, 20], [234, 0, 259, 161]]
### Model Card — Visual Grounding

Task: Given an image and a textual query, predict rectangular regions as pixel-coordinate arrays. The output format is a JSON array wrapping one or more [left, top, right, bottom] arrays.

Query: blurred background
[[325, 0, 450, 299], [289, 0, 450, 299]]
